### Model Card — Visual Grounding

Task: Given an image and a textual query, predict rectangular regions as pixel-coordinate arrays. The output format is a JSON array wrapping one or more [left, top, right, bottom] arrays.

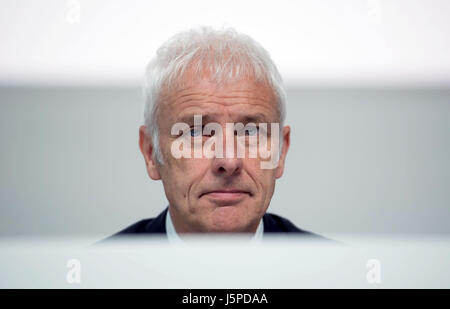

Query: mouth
[[199, 189, 252, 205]]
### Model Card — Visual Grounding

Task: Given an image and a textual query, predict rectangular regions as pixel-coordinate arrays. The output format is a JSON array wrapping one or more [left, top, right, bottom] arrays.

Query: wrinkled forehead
[[157, 73, 280, 125]]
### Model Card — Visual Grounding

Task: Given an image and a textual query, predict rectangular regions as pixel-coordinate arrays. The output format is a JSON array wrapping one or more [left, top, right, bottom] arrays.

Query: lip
[[200, 190, 251, 205]]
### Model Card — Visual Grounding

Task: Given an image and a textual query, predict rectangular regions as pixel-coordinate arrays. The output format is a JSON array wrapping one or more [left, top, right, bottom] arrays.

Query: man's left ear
[[275, 125, 290, 179]]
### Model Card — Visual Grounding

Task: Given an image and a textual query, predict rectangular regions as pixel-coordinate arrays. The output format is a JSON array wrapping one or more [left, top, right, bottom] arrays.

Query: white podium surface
[[0, 235, 449, 288]]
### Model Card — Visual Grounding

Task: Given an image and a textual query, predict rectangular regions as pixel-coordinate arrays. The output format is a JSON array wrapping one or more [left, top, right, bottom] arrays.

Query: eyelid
[[183, 124, 269, 136], [234, 125, 260, 136], [189, 125, 215, 137], [189, 124, 206, 128]]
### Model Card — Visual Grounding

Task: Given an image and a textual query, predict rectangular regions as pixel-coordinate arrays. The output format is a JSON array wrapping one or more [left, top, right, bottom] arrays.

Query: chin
[[205, 206, 257, 233]]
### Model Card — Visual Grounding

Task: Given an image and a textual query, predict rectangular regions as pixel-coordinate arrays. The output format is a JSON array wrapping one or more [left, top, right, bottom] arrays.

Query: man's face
[[140, 75, 290, 233]]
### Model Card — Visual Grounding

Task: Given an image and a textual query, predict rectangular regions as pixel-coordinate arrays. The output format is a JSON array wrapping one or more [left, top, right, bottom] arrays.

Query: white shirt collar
[[165, 207, 264, 244]]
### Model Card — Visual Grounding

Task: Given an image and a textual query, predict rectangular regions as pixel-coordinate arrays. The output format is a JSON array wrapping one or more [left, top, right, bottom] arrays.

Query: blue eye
[[246, 126, 258, 136], [234, 126, 259, 136], [190, 127, 202, 137]]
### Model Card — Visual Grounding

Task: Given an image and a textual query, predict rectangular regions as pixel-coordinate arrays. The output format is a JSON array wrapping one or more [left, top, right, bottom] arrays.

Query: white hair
[[143, 26, 286, 163]]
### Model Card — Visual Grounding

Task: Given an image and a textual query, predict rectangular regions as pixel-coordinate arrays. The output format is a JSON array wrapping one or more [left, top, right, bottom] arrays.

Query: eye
[[234, 126, 259, 136], [246, 126, 258, 136], [190, 127, 203, 137]]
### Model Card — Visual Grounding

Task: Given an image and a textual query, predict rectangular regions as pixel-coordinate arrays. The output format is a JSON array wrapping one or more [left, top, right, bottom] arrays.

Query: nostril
[[213, 158, 243, 176]]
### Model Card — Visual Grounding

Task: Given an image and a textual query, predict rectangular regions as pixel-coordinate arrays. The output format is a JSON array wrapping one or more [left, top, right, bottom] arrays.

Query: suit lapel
[[143, 207, 168, 234]]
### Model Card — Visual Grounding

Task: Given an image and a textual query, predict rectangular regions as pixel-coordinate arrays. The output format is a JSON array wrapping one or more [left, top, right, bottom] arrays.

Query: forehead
[[159, 76, 279, 123]]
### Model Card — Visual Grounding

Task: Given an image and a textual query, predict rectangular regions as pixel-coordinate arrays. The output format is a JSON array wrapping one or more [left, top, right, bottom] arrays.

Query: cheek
[[245, 159, 276, 190], [259, 172, 276, 196], [162, 156, 211, 195]]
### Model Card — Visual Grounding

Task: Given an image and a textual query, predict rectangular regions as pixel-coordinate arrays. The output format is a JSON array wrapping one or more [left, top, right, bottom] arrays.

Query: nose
[[212, 156, 243, 177], [211, 123, 243, 176]]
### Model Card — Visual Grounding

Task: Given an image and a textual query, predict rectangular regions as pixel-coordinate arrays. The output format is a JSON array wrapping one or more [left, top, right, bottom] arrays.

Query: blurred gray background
[[1, 86, 449, 237], [1, 0, 450, 237]]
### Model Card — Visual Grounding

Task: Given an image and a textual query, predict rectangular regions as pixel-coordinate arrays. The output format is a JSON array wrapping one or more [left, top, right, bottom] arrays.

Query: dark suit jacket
[[105, 207, 328, 241]]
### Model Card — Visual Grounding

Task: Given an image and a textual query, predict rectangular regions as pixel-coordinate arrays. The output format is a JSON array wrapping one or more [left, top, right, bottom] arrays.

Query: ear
[[139, 125, 161, 180], [275, 125, 290, 179]]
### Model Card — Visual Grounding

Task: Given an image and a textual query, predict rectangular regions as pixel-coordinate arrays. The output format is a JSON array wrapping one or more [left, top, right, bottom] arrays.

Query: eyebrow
[[176, 112, 271, 125], [237, 113, 270, 124], [176, 114, 215, 125]]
